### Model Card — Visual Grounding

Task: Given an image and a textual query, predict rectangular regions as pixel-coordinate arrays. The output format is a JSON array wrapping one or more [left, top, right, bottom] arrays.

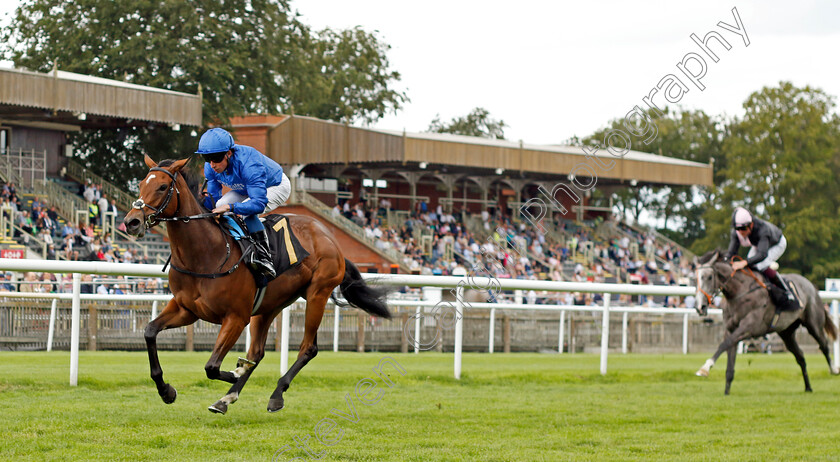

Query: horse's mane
[[156, 159, 205, 209], [697, 248, 723, 265]]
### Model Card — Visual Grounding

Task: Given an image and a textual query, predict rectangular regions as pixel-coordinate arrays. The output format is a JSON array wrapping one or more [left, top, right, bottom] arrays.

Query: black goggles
[[735, 224, 750, 231], [202, 151, 228, 163]]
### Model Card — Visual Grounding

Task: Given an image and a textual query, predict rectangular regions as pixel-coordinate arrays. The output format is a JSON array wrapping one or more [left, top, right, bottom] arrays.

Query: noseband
[[697, 264, 736, 308], [132, 167, 182, 229]]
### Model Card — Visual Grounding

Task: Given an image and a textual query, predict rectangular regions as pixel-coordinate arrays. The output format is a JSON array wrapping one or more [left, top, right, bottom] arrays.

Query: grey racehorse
[[693, 249, 839, 394]]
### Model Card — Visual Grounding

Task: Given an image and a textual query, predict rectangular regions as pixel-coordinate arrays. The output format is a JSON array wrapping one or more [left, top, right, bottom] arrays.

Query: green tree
[[693, 82, 840, 280], [284, 27, 407, 124], [427, 107, 507, 139], [1, 0, 406, 189], [584, 107, 724, 247]]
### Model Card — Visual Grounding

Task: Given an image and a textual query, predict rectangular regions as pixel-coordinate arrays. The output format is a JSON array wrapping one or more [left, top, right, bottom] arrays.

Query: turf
[[1, 351, 839, 461]]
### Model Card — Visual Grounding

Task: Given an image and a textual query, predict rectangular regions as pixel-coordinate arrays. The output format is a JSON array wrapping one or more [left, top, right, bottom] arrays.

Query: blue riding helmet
[[195, 128, 235, 155]]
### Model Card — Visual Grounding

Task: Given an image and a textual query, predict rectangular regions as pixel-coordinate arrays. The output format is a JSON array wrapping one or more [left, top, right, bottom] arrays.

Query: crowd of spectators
[[0, 271, 167, 294], [331, 197, 700, 308], [1, 179, 149, 263], [4, 176, 703, 308]]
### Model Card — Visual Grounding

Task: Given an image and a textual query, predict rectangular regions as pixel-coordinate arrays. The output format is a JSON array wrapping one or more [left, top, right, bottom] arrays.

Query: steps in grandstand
[[293, 190, 409, 272]]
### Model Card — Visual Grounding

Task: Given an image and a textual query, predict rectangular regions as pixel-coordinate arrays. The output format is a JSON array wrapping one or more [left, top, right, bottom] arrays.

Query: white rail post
[[600, 292, 610, 375], [558, 310, 565, 354], [682, 313, 689, 354], [833, 300, 839, 370], [333, 305, 340, 352], [150, 300, 158, 320], [621, 311, 628, 354], [279, 305, 291, 375], [245, 328, 251, 352], [454, 268, 466, 380], [70, 273, 81, 386], [47, 298, 58, 352], [489, 307, 496, 354], [414, 306, 421, 354]]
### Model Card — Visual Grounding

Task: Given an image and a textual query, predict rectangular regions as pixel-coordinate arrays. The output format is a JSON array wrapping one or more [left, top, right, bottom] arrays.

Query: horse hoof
[[208, 401, 228, 415], [695, 369, 709, 377], [831, 366, 840, 375], [267, 398, 284, 413], [160, 384, 177, 404]]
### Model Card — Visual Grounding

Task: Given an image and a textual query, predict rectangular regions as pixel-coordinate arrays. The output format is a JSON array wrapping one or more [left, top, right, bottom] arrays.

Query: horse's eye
[[158, 184, 168, 192]]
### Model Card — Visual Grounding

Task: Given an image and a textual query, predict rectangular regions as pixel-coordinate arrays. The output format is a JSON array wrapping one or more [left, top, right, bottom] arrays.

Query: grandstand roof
[[256, 115, 713, 187], [0, 66, 202, 129]]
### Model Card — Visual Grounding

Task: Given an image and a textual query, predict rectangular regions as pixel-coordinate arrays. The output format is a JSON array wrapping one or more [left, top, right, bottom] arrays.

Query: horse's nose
[[124, 216, 143, 236]]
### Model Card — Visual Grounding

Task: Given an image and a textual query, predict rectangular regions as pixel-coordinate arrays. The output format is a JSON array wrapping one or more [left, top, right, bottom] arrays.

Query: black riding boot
[[767, 272, 797, 310], [250, 230, 276, 279]]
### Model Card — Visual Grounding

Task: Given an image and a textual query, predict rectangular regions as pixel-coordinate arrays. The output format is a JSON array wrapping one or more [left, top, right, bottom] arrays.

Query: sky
[[3, 0, 840, 146]]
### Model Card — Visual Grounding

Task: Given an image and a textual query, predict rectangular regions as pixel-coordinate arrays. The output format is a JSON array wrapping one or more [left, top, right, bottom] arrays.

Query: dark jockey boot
[[249, 230, 276, 279], [765, 269, 797, 311]]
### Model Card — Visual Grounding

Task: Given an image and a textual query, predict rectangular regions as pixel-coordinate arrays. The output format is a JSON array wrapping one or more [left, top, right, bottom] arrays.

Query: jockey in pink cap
[[724, 207, 797, 310]]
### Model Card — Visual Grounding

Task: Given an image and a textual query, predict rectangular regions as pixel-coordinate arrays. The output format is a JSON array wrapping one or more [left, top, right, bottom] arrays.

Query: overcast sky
[[3, 0, 840, 146]]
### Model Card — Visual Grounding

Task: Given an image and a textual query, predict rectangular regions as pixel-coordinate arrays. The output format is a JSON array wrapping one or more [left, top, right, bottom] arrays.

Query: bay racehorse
[[123, 156, 391, 414], [693, 249, 838, 394]]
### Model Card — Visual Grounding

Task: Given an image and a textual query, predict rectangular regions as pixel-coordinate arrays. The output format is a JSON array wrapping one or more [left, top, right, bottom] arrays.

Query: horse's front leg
[[724, 343, 738, 395], [208, 314, 273, 414], [145, 300, 197, 404], [696, 323, 753, 378], [204, 314, 248, 413]]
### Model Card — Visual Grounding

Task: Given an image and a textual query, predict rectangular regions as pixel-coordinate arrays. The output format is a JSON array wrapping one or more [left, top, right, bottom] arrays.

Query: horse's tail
[[824, 305, 838, 341], [333, 259, 392, 319]]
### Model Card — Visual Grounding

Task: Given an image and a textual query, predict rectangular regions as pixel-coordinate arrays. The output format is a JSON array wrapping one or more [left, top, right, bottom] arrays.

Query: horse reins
[[697, 256, 767, 307], [132, 166, 248, 278]]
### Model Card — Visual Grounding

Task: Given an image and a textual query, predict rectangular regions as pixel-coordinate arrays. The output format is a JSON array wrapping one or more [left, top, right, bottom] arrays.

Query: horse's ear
[[168, 158, 190, 172], [144, 155, 157, 169], [711, 250, 719, 263]]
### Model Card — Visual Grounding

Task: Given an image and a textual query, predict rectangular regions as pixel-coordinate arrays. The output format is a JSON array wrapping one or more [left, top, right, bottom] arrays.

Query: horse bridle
[[132, 167, 183, 229], [132, 167, 217, 229], [696, 263, 739, 308], [132, 166, 246, 278], [697, 258, 766, 308]]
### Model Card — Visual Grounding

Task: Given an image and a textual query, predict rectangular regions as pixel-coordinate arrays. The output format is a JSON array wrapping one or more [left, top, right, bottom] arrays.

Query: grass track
[[1, 351, 839, 461]]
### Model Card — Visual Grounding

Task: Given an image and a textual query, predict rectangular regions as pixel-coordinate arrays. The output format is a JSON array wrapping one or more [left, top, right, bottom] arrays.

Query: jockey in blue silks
[[197, 128, 291, 278]]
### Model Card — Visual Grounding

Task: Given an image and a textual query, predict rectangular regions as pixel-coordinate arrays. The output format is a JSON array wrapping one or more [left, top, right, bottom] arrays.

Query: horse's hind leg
[[145, 299, 198, 404], [801, 308, 838, 374], [208, 314, 273, 414], [267, 291, 330, 412], [779, 325, 812, 392]]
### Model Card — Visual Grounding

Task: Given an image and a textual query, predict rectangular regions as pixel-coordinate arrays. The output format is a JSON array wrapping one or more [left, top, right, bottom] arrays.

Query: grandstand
[[0, 68, 718, 354]]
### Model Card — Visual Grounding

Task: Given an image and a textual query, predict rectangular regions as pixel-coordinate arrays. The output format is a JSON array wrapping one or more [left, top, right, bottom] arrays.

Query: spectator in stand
[[83, 180, 95, 203], [108, 198, 119, 218], [61, 221, 75, 238], [88, 199, 99, 227], [46, 244, 57, 260], [0, 273, 16, 292], [19, 272, 39, 293], [98, 194, 109, 228]]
